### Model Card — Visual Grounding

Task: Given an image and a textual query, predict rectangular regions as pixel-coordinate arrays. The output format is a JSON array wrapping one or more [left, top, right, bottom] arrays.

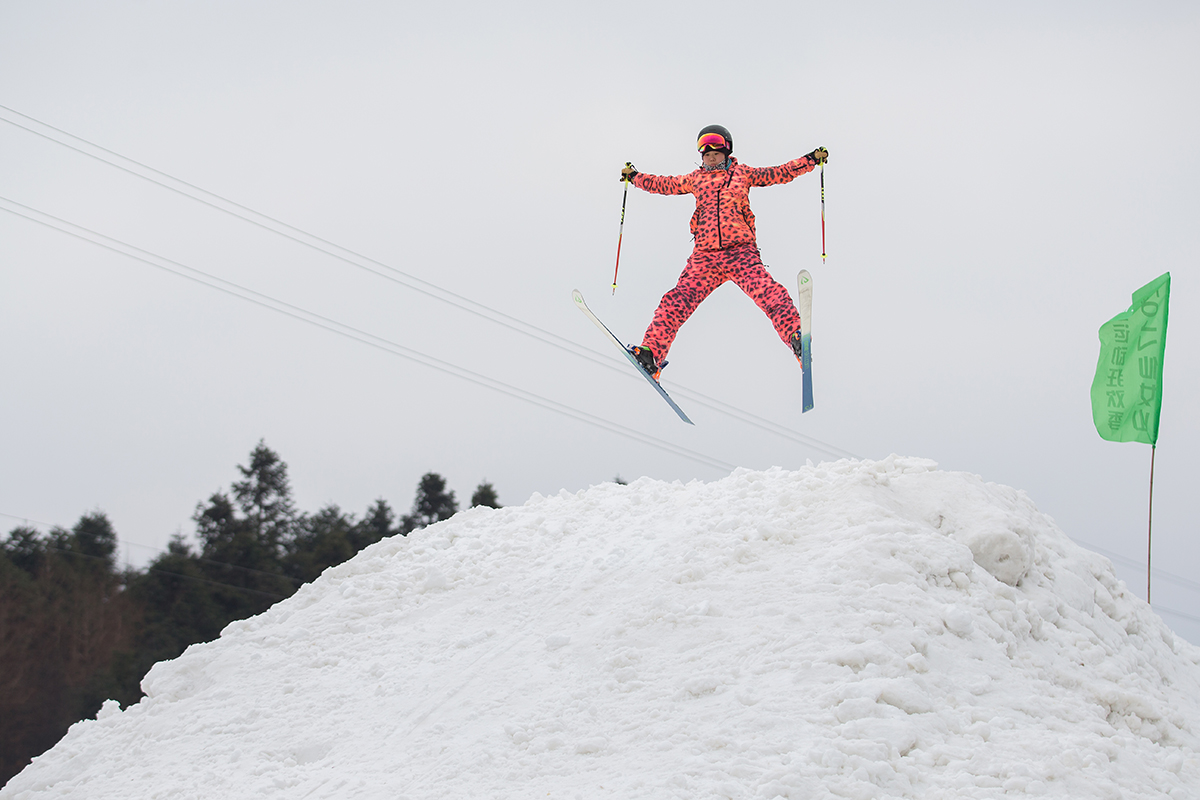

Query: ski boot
[[628, 345, 662, 380], [790, 330, 805, 369]]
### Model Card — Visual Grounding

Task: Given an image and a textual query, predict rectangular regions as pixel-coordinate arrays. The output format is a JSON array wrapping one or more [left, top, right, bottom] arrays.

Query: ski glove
[[620, 163, 639, 182], [807, 147, 829, 165]]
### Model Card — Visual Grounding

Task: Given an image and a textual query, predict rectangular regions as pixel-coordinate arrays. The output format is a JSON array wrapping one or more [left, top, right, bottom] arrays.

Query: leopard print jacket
[[632, 155, 819, 251]]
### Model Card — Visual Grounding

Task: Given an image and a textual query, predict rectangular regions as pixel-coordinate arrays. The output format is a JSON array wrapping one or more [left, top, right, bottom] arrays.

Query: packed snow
[[5, 457, 1199, 799]]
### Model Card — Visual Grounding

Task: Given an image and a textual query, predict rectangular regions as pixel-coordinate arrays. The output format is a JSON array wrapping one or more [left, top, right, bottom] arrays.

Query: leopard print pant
[[640, 243, 801, 363]]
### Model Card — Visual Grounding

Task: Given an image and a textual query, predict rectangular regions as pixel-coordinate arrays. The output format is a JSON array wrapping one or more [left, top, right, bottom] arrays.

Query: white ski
[[572, 290, 693, 425], [797, 270, 813, 412]]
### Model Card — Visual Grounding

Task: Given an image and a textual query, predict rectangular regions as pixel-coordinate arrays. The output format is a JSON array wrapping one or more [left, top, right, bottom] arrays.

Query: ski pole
[[820, 161, 826, 263], [612, 163, 631, 294]]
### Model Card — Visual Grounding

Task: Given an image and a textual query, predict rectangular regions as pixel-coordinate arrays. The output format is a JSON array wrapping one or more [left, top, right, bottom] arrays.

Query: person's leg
[[640, 250, 726, 363], [727, 245, 801, 347]]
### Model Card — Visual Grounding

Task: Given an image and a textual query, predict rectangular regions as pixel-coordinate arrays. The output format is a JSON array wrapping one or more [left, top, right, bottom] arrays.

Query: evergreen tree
[[115, 534, 228, 720], [194, 491, 255, 569], [191, 442, 297, 619], [71, 511, 118, 570], [0, 517, 133, 785], [231, 440, 297, 559], [287, 505, 355, 583], [401, 473, 458, 533], [470, 481, 502, 509], [124, 441, 304, 714], [353, 498, 396, 550], [2, 525, 45, 574], [128, 534, 225, 656], [0, 530, 55, 783]]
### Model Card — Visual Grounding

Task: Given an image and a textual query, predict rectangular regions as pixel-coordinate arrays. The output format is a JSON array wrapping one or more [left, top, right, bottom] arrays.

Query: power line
[[0, 196, 738, 473], [1154, 606, 1200, 626], [45, 545, 291, 600], [673, 388, 858, 459], [1, 516, 291, 601], [1071, 536, 1200, 595], [1067, 541, 1200, 627], [0, 103, 857, 462]]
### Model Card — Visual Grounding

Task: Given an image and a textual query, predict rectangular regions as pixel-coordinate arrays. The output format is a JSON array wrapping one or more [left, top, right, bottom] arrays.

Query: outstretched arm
[[745, 147, 829, 187], [617, 163, 691, 195], [635, 171, 692, 195]]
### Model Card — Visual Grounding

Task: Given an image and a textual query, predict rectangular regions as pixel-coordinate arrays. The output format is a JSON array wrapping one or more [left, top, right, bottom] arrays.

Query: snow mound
[[5, 457, 1200, 799]]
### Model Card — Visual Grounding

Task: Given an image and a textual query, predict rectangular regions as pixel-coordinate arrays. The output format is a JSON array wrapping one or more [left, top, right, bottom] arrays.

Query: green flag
[[1090, 272, 1170, 444]]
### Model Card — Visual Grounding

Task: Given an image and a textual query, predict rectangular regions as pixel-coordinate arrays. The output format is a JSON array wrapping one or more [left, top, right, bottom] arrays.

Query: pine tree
[[401, 473, 458, 533], [231, 440, 297, 559], [2, 526, 45, 574], [287, 505, 355, 583], [70, 511, 118, 571], [353, 499, 396, 550], [0, 516, 133, 785], [194, 491, 253, 568], [470, 481, 501, 509], [192, 442, 297, 618]]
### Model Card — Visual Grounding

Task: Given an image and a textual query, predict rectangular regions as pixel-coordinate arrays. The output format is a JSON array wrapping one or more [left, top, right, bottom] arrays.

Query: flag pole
[[1147, 444, 1156, 603]]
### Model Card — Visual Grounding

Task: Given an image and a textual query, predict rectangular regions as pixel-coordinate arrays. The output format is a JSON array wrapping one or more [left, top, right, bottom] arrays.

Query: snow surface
[[5, 457, 1200, 799]]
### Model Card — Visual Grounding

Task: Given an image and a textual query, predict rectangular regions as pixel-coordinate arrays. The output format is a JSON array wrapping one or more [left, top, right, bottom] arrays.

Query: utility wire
[[1071, 536, 1200, 594], [0, 515, 292, 600], [41, 544, 291, 599], [672, 388, 858, 460], [0, 104, 857, 462], [1066, 541, 1200, 627], [0, 196, 737, 473], [1154, 606, 1200, 626]]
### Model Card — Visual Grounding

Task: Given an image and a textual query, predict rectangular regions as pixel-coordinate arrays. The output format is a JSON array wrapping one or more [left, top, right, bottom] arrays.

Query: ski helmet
[[696, 124, 733, 155]]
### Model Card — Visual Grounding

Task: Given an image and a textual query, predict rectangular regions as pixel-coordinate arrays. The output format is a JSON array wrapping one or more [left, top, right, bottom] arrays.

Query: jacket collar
[[702, 155, 737, 172]]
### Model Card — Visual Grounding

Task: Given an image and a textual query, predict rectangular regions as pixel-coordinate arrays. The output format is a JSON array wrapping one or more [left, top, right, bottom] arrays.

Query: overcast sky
[[2, 1, 1197, 640]]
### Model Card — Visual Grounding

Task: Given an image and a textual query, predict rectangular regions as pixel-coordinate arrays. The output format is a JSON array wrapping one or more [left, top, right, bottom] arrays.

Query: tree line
[[0, 441, 500, 786]]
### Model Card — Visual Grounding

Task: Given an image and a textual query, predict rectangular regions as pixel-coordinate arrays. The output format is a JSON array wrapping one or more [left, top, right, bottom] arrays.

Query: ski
[[572, 289, 694, 425], [797, 270, 814, 412]]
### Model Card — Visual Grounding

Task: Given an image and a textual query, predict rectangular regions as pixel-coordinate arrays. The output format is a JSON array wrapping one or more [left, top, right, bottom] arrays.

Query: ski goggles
[[697, 132, 729, 152]]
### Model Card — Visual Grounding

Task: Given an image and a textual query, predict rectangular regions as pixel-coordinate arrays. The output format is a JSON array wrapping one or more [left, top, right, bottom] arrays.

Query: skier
[[620, 125, 827, 378]]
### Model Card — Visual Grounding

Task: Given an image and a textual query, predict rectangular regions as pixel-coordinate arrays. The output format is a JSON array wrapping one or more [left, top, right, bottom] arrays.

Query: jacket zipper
[[716, 188, 722, 249], [715, 167, 734, 249]]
